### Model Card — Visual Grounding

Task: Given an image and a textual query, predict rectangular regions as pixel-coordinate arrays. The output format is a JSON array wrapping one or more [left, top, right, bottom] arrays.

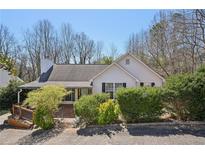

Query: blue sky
[[0, 10, 159, 55]]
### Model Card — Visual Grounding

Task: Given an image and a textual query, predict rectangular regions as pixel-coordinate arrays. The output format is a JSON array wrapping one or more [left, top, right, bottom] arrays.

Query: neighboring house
[[0, 68, 23, 87], [19, 53, 165, 117]]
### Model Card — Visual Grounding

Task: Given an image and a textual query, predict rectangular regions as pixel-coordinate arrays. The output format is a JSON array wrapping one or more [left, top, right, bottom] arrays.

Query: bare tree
[[23, 19, 60, 79], [110, 43, 118, 59], [73, 32, 96, 64], [60, 23, 74, 64], [0, 24, 16, 58]]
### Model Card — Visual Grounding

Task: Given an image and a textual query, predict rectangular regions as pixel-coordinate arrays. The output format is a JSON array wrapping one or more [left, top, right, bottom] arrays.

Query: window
[[102, 83, 126, 99], [115, 83, 123, 92], [151, 82, 155, 87], [78, 88, 92, 99], [125, 59, 130, 65], [64, 89, 75, 101], [105, 83, 114, 98], [140, 82, 144, 87]]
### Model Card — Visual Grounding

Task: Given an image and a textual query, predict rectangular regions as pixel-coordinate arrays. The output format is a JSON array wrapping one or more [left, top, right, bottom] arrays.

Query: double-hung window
[[115, 83, 124, 92], [102, 82, 126, 98], [105, 83, 114, 98]]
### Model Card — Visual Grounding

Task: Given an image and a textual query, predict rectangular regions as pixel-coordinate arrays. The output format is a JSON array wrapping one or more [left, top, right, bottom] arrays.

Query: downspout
[[17, 89, 23, 118], [18, 89, 22, 105]]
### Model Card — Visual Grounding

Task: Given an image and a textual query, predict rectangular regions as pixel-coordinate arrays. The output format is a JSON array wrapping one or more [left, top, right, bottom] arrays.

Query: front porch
[[62, 88, 92, 104], [17, 87, 93, 118]]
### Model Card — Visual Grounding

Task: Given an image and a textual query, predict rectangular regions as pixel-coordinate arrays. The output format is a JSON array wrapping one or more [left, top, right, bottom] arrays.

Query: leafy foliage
[[97, 99, 120, 125], [184, 66, 205, 120], [162, 73, 191, 120], [25, 85, 67, 129], [33, 107, 55, 130], [25, 85, 67, 112], [162, 66, 205, 120], [0, 80, 23, 110], [74, 93, 109, 125], [98, 56, 113, 65], [0, 54, 16, 75], [116, 87, 163, 122]]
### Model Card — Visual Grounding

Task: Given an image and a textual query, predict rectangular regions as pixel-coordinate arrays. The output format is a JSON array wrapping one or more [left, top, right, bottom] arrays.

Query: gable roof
[[90, 62, 140, 82], [115, 53, 165, 82], [42, 64, 108, 82]]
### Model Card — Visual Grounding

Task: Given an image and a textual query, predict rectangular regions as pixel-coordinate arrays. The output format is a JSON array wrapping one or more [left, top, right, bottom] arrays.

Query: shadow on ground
[[17, 124, 65, 145], [126, 124, 205, 137], [77, 124, 124, 138], [0, 124, 15, 132], [77, 123, 205, 138]]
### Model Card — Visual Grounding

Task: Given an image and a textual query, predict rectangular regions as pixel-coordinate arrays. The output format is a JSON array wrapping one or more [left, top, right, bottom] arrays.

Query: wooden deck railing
[[12, 104, 34, 121]]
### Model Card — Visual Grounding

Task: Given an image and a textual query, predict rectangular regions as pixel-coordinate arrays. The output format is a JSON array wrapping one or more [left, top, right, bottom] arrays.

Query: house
[[0, 68, 23, 87], [19, 53, 165, 117]]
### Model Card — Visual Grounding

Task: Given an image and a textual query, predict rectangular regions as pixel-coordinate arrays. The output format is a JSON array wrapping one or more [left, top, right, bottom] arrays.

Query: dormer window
[[125, 59, 130, 65]]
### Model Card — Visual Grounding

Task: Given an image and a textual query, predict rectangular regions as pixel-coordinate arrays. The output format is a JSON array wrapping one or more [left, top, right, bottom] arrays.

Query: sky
[[0, 9, 159, 55]]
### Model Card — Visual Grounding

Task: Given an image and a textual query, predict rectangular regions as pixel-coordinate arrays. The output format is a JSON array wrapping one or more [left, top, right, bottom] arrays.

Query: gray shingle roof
[[20, 64, 108, 89], [19, 81, 92, 89], [47, 64, 108, 81]]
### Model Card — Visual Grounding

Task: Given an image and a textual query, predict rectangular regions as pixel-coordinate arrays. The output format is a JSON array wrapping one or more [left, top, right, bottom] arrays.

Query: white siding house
[[19, 52, 165, 117], [117, 54, 164, 87], [20, 52, 165, 100], [92, 63, 137, 94]]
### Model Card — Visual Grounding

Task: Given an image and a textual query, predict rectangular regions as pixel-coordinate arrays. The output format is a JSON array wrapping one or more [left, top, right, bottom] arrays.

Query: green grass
[[0, 110, 9, 116]]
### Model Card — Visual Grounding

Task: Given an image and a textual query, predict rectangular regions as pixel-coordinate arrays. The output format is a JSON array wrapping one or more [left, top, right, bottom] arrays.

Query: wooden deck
[[12, 104, 34, 122], [12, 104, 75, 121]]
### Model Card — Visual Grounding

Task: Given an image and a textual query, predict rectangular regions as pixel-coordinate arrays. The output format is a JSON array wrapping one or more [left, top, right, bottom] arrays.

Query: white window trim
[[104, 82, 124, 98]]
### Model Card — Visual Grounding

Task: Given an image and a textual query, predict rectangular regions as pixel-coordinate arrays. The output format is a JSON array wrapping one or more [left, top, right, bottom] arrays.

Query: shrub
[[0, 80, 23, 110], [33, 106, 54, 130], [24, 85, 67, 129], [97, 99, 120, 125], [74, 93, 109, 125], [116, 87, 163, 122], [162, 67, 205, 121], [162, 74, 191, 120], [94, 93, 110, 104], [184, 67, 205, 120]]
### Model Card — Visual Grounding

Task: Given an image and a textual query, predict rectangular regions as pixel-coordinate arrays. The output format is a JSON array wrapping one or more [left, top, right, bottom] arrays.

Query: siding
[[92, 64, 136, 93], [117, 55, 163, 86]]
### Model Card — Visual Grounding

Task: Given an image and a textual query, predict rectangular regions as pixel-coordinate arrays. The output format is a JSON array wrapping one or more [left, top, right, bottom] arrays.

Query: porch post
[[75, 88, 78, 101]]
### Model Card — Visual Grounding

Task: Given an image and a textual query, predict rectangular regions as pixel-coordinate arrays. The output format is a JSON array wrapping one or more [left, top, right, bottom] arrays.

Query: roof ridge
[[54, 64, 109, 66]]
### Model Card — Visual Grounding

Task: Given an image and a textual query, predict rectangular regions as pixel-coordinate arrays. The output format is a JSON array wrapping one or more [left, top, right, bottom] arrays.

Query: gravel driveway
[[1, 113, 205, 145], [44, 123, 205, 145]]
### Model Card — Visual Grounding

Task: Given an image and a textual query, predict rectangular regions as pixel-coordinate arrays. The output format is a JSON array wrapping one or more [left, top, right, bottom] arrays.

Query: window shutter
[[123, 83, 126, 88], [102, 82, 105, 92]]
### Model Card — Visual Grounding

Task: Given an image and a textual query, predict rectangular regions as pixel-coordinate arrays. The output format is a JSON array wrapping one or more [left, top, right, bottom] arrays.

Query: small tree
[[0, 80, 23, 110], [24, 85, 67, 129]]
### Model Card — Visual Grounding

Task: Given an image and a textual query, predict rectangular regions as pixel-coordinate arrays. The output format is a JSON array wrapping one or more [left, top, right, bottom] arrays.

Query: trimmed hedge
[[74, 93, 109, 124], [116, 87, 163, 122]]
